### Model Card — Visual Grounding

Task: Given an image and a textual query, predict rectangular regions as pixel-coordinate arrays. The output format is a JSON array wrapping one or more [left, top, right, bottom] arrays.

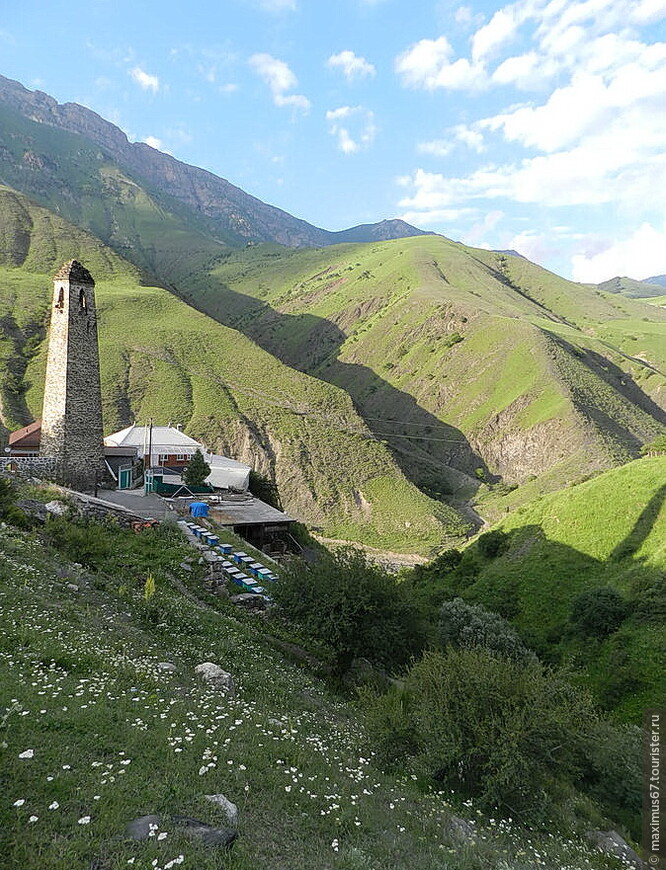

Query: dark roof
[[54, 260, 95, 285]]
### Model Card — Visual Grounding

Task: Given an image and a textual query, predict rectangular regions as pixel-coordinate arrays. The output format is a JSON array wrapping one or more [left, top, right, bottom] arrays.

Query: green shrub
[[439, 597, 535, 663], [569, 586, 630, 638], [273, 548, 426, 676], [365, 647, 597, 821], [477, 529, 508, 558], [44, 515, 112, 566], [410, 549, 461, 584]]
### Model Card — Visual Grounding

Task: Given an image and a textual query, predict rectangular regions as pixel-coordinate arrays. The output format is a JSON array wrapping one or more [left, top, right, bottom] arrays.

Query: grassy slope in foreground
[[0, 186, 464, 552], [0, 518, 631, 870], [451, 456, 665, 720]]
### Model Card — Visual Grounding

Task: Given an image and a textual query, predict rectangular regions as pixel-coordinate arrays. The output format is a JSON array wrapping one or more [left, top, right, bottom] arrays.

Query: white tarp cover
[[204, 454, 251, 491]]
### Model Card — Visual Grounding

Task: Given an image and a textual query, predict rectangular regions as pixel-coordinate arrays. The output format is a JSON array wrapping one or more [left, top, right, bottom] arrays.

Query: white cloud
[[471, 6, 521, 63], [571, 223, 666, 282], [249, 53, 311, 112], [327, 50, 376, 82], [129, 66, 159, 92], [399, 206, 476, 226], [326, 105, 376, 154], [417, 139, 454, 157], [143, 136, 164, 150], [395, 36, 487, 89], [454, 124, 485, 152]]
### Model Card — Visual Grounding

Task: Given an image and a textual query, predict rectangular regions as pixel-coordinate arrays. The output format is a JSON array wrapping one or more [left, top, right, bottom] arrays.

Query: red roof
[[8, 419, 42, 447]]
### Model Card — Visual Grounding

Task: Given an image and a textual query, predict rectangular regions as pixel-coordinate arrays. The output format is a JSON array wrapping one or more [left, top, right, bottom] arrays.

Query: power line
[[128, 348, 468, 447]]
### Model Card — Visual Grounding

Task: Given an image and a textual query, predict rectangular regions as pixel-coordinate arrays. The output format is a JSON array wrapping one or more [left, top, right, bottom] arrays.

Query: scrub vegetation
[[0, 484, 647, 869]]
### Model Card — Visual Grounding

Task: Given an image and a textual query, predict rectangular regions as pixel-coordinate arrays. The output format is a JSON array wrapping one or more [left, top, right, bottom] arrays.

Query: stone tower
[[40, 260, 105, 490]]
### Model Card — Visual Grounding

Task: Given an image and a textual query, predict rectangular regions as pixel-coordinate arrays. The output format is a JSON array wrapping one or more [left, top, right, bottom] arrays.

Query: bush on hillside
[[272, 548, 426, 676], [570, 586, 630, 638], [411, 549, 462, 584], [0, 476, 30, 528], [439, 597, 536, 664], [477, 529, 509, 558], [640, 435, 666, 456], [364, 647, 598, 821]]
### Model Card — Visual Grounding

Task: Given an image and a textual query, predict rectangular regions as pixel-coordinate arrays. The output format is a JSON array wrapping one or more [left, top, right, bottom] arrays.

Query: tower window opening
[[79, 288, 87, 311], [55, 287, 64, 309]]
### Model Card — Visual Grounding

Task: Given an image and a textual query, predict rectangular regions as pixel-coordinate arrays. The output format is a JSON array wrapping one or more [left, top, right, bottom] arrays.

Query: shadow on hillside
[[610, 483, 666, 561], [449, 504, 665, 714], [554, 337, 666, 450], [173, 277, 490, 502]]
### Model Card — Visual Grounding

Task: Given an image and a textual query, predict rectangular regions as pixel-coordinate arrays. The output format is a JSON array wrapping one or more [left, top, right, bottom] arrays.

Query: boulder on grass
[[194, 662, 234, 693]]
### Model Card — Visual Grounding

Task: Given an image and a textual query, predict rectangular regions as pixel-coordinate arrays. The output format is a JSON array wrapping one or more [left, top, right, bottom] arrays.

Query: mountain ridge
[[0, 73, 431, 249]]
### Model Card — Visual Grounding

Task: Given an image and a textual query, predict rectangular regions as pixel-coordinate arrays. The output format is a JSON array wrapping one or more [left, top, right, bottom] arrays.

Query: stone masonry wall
[[40, 264, 106, 491]]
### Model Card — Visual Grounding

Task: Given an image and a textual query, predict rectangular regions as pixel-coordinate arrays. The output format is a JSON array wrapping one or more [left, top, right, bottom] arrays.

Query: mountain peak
[[0, 73, 429, 250]]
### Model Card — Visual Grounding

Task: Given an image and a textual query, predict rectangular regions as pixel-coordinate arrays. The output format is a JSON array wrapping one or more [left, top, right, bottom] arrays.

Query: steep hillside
[[0, 510, 633, 870], [0, 187, 466, 552], [0, 75, 429, 250], [0, 74, 664, 536], [427, 456, 666, 720], [188, 238, 666, 497]]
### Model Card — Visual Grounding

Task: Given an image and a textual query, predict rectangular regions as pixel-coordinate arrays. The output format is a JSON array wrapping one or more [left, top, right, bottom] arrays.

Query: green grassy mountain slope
[[429, 456, 665, 720], [0, 187, 466, 551], [598, 276, 666, 298], [186, 238, 666, 497], [1, 78, 665, 534]]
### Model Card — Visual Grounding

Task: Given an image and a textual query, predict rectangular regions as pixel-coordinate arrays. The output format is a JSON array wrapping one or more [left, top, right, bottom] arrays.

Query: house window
[[176, 454, 187, 462], [158, 454, 170, 464]]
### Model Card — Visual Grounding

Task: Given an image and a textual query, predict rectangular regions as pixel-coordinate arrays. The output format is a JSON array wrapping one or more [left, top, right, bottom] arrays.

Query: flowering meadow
[[0, 517, 633, 869]]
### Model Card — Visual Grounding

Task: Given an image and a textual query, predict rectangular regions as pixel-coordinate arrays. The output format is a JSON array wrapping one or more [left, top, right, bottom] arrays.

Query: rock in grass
[[586, 830, 644, 868], [230, 593, 266, 610], [205, 793, 238, 826], [172, 815, 237, 849], [45, 500, 69, 516], [126, 814, 161, 840], [194, 662, 234, 692], [158, 662, 177, 672], [446, 816, 475, 841]]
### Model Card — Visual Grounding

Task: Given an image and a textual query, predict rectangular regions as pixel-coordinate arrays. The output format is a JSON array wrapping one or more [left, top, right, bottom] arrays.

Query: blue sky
[[1, 0, 665, 281]]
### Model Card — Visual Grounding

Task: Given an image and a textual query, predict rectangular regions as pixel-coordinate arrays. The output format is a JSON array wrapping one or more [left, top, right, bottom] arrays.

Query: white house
[[104, 424, 251, 491]]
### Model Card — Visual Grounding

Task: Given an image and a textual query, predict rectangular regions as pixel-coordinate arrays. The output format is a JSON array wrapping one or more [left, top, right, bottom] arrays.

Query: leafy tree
[[249, 470, 282, 508], [411, 549, 461, 585], [183, 449, 211, 487], [272, 548, 426, 675], [570, 586, 629, 638], [439, 597, 535, 663]]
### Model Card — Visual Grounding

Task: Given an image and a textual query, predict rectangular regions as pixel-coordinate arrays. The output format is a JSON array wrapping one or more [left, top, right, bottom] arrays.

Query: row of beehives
[[182, 520, 278, 598]]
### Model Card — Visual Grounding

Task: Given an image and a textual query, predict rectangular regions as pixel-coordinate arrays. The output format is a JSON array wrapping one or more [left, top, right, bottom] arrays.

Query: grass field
[[0, 508, 636, 870]]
